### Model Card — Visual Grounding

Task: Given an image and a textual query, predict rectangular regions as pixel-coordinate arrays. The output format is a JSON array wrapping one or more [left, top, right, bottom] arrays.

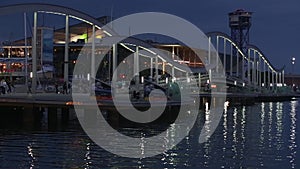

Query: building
[[0, 16, 206, 84]]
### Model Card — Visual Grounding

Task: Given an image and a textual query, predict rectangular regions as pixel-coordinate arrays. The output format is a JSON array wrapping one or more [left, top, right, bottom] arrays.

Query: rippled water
[[0, 100, 299, 168]]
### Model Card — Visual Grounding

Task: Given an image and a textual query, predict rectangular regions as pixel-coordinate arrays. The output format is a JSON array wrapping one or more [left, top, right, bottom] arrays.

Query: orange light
[[211, 84, 217, 88], [66, 101, 82, 105]]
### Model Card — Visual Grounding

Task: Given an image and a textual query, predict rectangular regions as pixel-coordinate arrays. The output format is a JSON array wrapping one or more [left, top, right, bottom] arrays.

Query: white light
[[38, 11, 66, 16], [262, 83, 264, 87], [187, 77, 191, 83], [69, 15, 93, 25], [207, 79, 210, 84], [242, 83, 245, 87], [172, 77, 176, 82], [205, 102, 209, 112], [234, 81, 237, 85], [224, 101, 230, 111], [87, 73, 90, 81], [166, 77, 168, 84], [30, 72, 33, 78], [141, 76, 144, 84]]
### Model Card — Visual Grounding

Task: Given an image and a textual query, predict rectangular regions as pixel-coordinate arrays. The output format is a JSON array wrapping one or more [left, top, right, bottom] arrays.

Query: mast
[[24, 12, 28, 87]]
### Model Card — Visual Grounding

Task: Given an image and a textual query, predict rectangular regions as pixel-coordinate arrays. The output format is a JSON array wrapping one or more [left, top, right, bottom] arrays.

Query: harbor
[[0, 2, 299, 169]]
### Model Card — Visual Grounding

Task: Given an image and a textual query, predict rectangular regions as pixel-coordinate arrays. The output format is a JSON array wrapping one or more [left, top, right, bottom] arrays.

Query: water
[[0, 100, 299, 168]]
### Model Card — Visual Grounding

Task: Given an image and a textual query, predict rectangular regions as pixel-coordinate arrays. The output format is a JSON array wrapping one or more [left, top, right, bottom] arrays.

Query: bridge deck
[[0, 91, 297, 108]]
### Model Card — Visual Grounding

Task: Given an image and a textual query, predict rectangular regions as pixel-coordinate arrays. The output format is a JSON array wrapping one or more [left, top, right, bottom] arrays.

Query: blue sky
[[0, 0, 299, 73]]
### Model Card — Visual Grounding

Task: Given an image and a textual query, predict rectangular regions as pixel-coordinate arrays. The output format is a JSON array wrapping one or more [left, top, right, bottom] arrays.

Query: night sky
[[0, 0, 299, 73]]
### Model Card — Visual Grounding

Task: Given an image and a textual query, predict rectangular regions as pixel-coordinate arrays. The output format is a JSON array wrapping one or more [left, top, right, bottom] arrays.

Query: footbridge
[[0, 3, 290, 98]]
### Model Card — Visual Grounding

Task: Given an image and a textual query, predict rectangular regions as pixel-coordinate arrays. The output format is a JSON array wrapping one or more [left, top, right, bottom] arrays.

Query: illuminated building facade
[[0, 16, 205, 83]]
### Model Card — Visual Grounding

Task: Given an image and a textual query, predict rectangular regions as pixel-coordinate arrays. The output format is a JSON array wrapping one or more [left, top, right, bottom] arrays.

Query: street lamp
[[291, 57, 295, 73], [291, 57, 296, 87]]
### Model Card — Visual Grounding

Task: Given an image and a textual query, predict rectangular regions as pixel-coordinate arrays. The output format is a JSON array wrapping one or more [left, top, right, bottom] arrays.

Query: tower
[[229, 9, 252, 52]]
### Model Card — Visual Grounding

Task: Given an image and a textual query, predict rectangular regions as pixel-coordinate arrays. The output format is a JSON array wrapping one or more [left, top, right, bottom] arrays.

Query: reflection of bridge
[[0, 3, 288, 96]]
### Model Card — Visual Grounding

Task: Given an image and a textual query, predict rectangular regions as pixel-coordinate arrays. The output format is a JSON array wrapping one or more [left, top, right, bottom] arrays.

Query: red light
[[119, 74, 126, 79]]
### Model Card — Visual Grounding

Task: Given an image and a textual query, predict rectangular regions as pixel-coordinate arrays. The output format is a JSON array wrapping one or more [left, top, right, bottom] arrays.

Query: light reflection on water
[[0, 100, 299, 168]]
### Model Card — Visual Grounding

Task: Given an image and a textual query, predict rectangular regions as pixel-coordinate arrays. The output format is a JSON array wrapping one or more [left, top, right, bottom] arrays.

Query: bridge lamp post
[[291, 57, 295, 86], [292, 57, 295, 73]]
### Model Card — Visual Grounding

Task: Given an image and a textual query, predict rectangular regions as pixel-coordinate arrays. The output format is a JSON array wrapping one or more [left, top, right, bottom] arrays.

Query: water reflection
[[259, 102, 266, 167], [240, 106, 246, 164], [203, 109, 211, 168], [84, 142, 91, 168], [0, 100, 299, 168], [289, 100, 297, 168], [27, 143, 35, 169], [268, 102, 273, 150], [275, 102, 283, 160]]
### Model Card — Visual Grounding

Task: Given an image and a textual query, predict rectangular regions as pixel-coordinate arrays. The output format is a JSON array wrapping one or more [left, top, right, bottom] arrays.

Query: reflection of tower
[[229, 9, 252, 52]]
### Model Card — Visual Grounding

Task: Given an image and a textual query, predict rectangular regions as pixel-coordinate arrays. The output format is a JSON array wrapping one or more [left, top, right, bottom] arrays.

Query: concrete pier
[[0, 92, 298, 130]]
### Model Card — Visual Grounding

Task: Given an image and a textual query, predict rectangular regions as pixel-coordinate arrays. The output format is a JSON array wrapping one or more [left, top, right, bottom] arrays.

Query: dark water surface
[[0, 100, 299, 168]]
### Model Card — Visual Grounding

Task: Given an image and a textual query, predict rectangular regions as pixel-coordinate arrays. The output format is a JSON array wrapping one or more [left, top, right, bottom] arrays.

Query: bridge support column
[[162, 62, 165, 75], [172, 46, 175, 60], [134, 46, 139, 76], [172, 66, 175, 79], [255, 61, 260, 89], [91, 24, 96, 78], [32, 12, 37, 94], [150, 58, 153, 78], [241, 52, 244, 80], [208, 37, 212, 82], [263, 61, 266, 89], [267, 67, 270, 91], [275, 72, 278, 90], [223, 39, 226, 72], [112, 44, 117, 79], [282, 70, 285, 85], [247, 50, 251, 85], [186, 72, 189, 83], [230, 44, 233, 76], [237, 52, 239, 78], [198, 73, 201, 90], [24, 12, 28, 88], [64, 15, 69, 83], [279, 72, 282, 86], [252, 61, 255, 87], [155, 56, 158, 83], [216, 36, 219, 73], [271, 71, 274, 91], [258, 56, 261, 91], [253, 51, 256, 88]]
